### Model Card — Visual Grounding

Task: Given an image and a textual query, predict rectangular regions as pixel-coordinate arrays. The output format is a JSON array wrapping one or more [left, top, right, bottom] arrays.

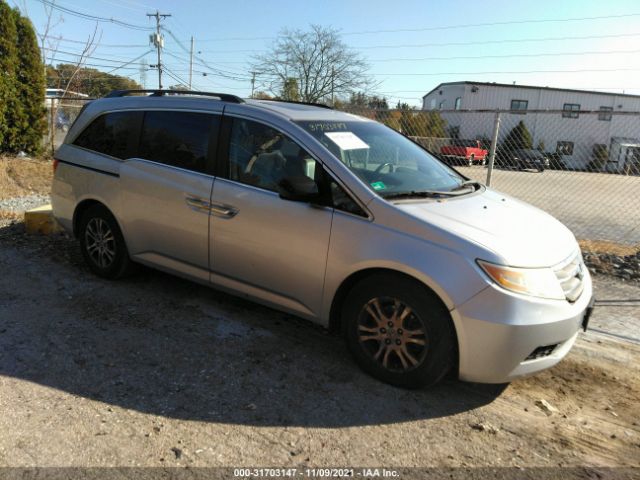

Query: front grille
[[554, 251, 585, 302], [525, 344, 558, 361]]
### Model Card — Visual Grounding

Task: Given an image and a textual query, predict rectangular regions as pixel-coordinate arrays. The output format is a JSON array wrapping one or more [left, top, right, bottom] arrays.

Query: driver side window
[[228, 118, 317, 192]]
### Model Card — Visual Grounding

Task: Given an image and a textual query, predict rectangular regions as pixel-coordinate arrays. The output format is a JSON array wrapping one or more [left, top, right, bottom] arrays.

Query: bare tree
[[48, 23, 101, 154], [38, 0, 63, 67], [251, 25, 376, 104]]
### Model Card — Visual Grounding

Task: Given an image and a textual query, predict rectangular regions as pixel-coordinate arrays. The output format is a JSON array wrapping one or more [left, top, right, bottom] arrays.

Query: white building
[[421, 81, 640, 171], [45, 88, 88, 107]]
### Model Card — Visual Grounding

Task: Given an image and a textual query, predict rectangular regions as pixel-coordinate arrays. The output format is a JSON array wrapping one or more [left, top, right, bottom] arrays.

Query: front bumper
[[450, 271, 593, 383]]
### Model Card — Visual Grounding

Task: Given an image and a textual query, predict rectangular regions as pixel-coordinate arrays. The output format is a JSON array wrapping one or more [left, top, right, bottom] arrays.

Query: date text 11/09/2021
[[233, 468, 400, 478]]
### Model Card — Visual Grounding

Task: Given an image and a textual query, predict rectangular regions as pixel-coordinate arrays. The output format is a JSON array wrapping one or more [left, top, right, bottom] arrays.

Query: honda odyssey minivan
[[51, 90, 594, 388]]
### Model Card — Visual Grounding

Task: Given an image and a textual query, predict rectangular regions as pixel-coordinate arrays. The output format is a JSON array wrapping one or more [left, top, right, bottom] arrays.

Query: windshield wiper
[[382, 190, 460, 200], [450, 180, 482, 192]]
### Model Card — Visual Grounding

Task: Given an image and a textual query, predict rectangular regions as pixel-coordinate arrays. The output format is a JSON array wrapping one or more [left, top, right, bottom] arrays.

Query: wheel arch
[[329, 267, 454, 333], [72, 198, 123, 239]]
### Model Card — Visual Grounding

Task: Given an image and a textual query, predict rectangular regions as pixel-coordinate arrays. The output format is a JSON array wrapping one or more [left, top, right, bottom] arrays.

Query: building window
[[556, 141, 574, 156], [439, 100, 446, 110], [562, 103, 580, 118], [598, 106, 613, 121], [454, 97, 461, 110], [430, 98, 436, 110], [510, 99, 528, 112]]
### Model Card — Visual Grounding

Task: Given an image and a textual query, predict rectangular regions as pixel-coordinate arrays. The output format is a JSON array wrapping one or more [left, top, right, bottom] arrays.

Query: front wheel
[[78, 204, 134, 279], [343, 274, 456, 389]]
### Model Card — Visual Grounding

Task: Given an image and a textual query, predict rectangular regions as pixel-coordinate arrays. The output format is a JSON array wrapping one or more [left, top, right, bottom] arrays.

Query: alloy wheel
[[84, 218, 116, 269], [357, 296, 428, 372]]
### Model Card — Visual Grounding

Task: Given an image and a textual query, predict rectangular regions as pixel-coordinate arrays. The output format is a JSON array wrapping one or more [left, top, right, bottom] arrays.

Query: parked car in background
[[52, 90, 593, 389], [440, 139, 488, 166], [497, 148, 550, 172], [545, 152, 567, 170], [55, 111, 71, 132]]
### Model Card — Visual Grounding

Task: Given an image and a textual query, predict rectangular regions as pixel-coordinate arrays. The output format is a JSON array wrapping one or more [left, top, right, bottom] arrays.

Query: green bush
[[502, 120, 533, 150], [0, 1, 46, 154]]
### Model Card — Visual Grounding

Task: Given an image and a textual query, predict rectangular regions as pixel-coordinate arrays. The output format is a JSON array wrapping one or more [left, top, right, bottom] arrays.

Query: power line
[[163, 50, 250, 82], [106, 50, 155, 74], [39, 36, 148, 48], [161, 28, 251, 80], [178, 11, 640, 43], [368, 48, 640, 63], [353, 31, 640, 50], [341, 12, 640, 36], [33, 0, 155, 31], [370, 67, 640, 76], [45, 57, 141, 70], [43, 46, 152, 64], [191, 31, 640, 55]]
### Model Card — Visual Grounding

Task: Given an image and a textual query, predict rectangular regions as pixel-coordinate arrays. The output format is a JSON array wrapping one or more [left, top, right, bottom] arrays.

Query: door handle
[[210, 202, 238, 218], [185, 195, 211, 213]]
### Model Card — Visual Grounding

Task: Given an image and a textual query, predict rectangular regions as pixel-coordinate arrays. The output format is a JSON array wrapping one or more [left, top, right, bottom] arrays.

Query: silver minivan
[[52, 90, 594, 388]]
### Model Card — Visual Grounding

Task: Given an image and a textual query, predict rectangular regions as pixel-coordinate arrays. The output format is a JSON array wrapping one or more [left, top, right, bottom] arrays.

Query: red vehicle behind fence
[[440, 139, 488, 166]]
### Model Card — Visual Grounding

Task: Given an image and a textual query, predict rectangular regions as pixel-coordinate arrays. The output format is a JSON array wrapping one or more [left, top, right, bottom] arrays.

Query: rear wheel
[[78, 204, 133, 279], [468, 154, 475, 166], [343, 273, 456, 389]]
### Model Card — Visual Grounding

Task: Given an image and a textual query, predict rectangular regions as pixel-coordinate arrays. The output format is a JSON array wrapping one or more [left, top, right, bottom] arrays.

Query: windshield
[[295, 119, 467, 198]]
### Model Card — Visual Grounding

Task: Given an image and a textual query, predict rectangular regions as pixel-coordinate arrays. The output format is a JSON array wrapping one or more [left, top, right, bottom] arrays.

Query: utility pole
[[250, 71, 257, 98], [189, 36, 194, 90], [147, 10, 171, 89]]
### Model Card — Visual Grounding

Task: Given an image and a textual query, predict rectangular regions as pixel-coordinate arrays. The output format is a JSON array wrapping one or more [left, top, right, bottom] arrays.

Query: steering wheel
[[374, 162, 394, 174]]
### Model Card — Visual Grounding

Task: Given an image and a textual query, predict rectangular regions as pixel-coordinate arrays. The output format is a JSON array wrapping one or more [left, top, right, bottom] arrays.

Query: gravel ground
[[0, 221, 638, 477], [0, 194, 50, 213], [459, 166, 640, 246]]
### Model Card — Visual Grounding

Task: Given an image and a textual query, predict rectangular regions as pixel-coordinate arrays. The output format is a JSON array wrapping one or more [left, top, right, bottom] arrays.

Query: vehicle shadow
[[0, 224, 507, 428]]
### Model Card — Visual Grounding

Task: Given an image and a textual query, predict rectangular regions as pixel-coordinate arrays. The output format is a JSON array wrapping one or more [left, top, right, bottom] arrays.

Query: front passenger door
[[209, 117, 333, 319]]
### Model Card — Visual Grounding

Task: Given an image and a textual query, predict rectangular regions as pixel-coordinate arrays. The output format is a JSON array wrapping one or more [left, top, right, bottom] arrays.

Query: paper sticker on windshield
[[325, 131, 370, 151], [371, 181, 386, 191]]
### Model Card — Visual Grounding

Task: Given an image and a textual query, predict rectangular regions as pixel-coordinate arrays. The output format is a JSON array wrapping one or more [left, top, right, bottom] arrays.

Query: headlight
[[477, 260, 565, 300]]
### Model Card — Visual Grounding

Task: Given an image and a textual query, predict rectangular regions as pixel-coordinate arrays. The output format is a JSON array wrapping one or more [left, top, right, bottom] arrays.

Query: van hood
[[394, 188, 578, 268]]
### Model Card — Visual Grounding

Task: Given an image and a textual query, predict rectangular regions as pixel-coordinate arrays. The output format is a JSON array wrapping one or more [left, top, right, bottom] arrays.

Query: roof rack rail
[[104, 89, 245, 103], [255, 98, 333, 110]]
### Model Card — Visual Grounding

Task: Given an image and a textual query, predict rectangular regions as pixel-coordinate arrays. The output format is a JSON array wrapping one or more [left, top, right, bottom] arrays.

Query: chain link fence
[[341, 107, 640, 248], [45, 97, 91, 153]]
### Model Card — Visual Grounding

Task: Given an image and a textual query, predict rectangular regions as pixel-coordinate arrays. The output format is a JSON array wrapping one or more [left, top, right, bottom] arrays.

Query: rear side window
[[138, 111, 216, 173], [73, 111, 140, 159]]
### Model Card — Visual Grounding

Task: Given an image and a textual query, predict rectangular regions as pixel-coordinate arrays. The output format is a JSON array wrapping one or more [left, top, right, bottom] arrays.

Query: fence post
[[485, 111, 501, 187]]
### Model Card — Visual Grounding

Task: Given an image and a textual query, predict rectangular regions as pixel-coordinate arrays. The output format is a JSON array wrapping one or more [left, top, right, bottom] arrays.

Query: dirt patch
[[0, 210, 22, 221], [0, 155, 52, 200], [580, 240, 639, 257], [0, 224, 638, 471]]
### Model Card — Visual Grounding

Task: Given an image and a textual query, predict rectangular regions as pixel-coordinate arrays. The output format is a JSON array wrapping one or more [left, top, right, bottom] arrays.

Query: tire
[[78, 204, 134, 279], [468, 154, 475, 166], [342, 273, 456, 389]]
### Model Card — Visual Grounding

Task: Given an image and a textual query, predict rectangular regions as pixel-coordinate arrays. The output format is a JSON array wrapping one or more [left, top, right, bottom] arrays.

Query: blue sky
[[13, 0, 640, 105]]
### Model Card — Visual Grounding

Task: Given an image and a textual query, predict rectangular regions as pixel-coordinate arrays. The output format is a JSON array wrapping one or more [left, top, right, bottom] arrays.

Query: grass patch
[[0, 155, 52, 200], [579, 239, 639, 257]]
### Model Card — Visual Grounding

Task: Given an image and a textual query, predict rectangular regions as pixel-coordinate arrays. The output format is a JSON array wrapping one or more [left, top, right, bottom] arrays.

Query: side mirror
[[278, 175, 320, 202]]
